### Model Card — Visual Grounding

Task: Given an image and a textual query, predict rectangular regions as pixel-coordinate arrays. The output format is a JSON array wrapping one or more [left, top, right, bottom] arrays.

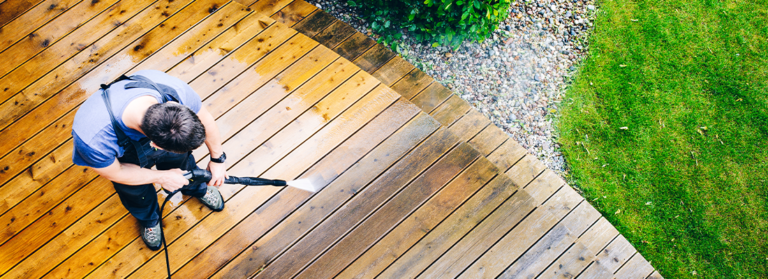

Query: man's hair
[[141, 102, 205, 153]]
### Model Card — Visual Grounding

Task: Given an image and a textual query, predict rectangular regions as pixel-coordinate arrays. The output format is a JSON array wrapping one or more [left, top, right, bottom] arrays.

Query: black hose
[[159, 189, 180, 279]]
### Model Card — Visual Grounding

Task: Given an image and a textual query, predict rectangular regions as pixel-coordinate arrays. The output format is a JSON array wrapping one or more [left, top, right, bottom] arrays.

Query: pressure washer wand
[[159, 170, 286, 278], [182, 169, 287, 186]]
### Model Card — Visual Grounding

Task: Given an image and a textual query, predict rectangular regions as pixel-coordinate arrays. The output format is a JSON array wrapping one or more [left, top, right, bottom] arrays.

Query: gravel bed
[[306, 0, 597, 175]]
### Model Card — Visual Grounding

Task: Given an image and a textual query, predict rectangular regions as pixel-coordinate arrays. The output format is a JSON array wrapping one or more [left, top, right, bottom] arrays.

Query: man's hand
[[157, 168, 189, 192], [207, 161, 227, 187]]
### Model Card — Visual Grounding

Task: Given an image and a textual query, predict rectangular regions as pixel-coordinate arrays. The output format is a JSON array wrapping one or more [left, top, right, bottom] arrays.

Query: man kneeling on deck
[[70, 70, 228, 250]]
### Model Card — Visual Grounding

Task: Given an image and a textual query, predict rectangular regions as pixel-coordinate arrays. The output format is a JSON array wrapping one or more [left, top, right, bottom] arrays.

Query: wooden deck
[[0, 0, 661, 278]]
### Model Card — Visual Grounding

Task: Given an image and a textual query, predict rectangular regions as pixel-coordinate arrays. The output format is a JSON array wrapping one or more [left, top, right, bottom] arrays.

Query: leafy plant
[[348, 0, 511, 49]]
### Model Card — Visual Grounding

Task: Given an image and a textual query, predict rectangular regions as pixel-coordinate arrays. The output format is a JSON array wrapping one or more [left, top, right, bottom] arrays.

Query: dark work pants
[[113, 138, 207, 228]]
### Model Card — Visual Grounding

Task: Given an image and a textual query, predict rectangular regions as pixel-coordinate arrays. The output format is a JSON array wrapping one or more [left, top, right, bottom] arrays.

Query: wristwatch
[[211, 152, 226, 163]]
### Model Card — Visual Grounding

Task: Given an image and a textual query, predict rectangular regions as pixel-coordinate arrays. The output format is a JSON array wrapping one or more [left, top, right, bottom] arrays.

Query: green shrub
[[348, 0, 511, 49]]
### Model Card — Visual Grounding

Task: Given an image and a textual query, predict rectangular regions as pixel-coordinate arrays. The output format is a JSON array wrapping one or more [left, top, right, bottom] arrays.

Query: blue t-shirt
[[72, 70, 202, 169]]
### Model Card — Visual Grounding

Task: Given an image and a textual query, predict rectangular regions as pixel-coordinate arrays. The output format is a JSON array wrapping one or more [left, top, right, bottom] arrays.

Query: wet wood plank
[[0, 0, 120, 78], [187, 23, 301, 100], [333, 32, 376, 61], [0, 0, 45, 27], [487, 139, 528, 172], [353, 42, 396, 73], [391, 68, 432, 100], [371, 55, 414, 86], [410, 82, 453, 114], [292, 9, 334, 37], [446, 109, 491, 143], [495, 202, 602, 279], [647, 271, 664, 279], [469, 125, 509, 156], [135, 8, 271, 74], [297, 143, 481, 279], [418, 190, 538, 278], [455, 187, 584, 279], [270, 0, 315, 26], [0, 0, 82, 56], [253, 127, 460, 279], [192, 60, 359, 167], [0, 0, 230, 155], [615, 253, 655, 279], [176, 91, 413, 279], [312, 19, 356, 49], [430, 94, 472, 126], [0, 0, 174, 106], [378, 174, 519, 279], [211, 111, 438, 279], [577, 262, 616, 279], [338, 158, 500, 279]]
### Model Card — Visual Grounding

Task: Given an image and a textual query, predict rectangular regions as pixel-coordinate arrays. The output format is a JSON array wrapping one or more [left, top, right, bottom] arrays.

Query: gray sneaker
[[142, 222, 162, 251], [198, 186, 224, 212]]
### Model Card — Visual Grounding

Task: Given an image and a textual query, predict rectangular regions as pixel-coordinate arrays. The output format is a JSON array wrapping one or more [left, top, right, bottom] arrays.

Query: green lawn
[[558, 0, 767, 277]]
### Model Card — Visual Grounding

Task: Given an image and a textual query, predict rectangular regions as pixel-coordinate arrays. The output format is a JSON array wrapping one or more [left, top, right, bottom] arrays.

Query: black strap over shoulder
[[99, 74, 182, 168]]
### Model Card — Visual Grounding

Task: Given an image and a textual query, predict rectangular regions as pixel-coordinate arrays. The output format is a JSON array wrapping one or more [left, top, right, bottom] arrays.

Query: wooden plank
[[507, 154, 547, 189], [447, 109, 491, 143], [469, 124, 509, 156], [312, 19, 356, 50], [164, 17, 277, 82], [176, 94, 418, 279], [0, 0, 120, 77], [0, 1, 250, 213], [191, 60, 360, 169], [7, 187, 131, 279], [0, 112, 72, 189], [0, 0, 167, 105], [378, 174, 518, 279], [252, 127, 460, 279], [647, 271, 664, 279], [409, 82, 453, 114], [0, 0, 45, 27], [197, 34, 320, 118], [371, 55, 414, 87], [0, 139, 71, 216], [524, 169, 566, 204], [391, 68, 432, 100], [592, 235, 638, 273], [487, 138, 528, 172], [134, 8, 272, 74], [249, 0, 296, 16], [0, 0, 82, 57], [454, 187, 584, 279], [495, 202, 602, 279], [0, 0, 230, 155], [430, 94, 472, 126], [211, 111, 438, 279], [0, 164, 96, 247], [577, 262, 616, 279], [292, 9, 334, 38], [127, 73, 386, 278], [538, 218, 619, 279], [417, 190, 537, 278], [186, 23, 301, 101], [337, 157, 500, 279], [297, 143, 482, 279], [270, 0, 315, 26], [353, 43, 395, 73], [614, 253, 655, 279], [0, 0, 247, 223], [333, 32, 376, 61]]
